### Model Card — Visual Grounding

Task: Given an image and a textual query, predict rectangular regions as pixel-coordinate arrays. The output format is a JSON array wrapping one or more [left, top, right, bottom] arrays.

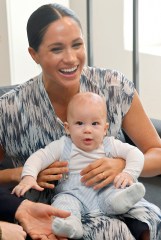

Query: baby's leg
[[98, 182, 145, 215], [52, 193, 83, 239]]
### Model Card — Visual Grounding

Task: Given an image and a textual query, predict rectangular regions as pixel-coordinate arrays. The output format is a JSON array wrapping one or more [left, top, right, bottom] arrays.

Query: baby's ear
[[104, 122, 109, 135], [64, 122, 70, 135]]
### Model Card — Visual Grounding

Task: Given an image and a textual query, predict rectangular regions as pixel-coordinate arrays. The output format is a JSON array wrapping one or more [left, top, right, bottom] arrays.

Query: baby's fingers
[[20, 183, 44, 195], [12, 185, 26, 197], [114, 173, 134, 188]]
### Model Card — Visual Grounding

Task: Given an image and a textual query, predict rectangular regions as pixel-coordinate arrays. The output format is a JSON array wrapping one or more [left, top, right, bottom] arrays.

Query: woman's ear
[[28, 47, 39, 64], [64, 122, 70, 135]]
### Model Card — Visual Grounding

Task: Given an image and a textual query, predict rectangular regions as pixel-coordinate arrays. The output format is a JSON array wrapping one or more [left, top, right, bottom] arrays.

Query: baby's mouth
[[83, 138, 93, 144]]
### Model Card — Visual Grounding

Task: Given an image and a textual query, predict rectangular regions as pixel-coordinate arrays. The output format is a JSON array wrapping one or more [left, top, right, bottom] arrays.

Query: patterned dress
[[0, 66, 161, 239]]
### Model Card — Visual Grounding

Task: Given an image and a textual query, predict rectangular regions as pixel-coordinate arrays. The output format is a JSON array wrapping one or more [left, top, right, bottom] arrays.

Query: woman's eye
[[51, 48, 62, 53], [73, 42, 83, 49], [76, 121, 83, 125], [92, 122, 99, 126]]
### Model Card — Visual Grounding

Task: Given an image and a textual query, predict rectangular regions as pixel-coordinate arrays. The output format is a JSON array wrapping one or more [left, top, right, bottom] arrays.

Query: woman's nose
[[63, 49, 76, 63]]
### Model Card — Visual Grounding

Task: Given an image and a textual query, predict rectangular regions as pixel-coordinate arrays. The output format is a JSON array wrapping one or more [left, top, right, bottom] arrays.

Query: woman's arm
[[0, 146, 22, 184], [0, 145, 68, 187], [0, 168, 23, 184], [122, 90, 161, 176]]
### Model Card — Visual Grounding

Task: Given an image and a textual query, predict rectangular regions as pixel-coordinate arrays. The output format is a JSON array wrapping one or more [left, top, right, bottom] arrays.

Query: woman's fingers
[[52, 208, 70, 219], [38, 181, 56, 189], [86, 171, 114, 190], [48, 161, 69, 174], [31, 234, 58, 240], [37, 171, 62, 188], [81, 159, 111, 182], [37, 161, 69, 188], [80, 159, 104, 184], [80, 158, 125, 190], [80, 159, 102, 176]]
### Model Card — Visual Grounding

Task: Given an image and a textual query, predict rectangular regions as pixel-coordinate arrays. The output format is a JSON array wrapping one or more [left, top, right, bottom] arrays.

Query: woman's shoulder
[[81, 66, 133, 87], [0, 74, 42, 102]]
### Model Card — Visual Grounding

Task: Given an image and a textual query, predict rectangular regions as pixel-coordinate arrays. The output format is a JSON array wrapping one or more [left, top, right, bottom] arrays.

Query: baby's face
[[65, 101, 108, 152]]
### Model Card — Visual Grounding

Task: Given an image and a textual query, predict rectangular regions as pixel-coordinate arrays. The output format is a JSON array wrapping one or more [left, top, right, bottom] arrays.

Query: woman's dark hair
[[27, 3, 82, 51]]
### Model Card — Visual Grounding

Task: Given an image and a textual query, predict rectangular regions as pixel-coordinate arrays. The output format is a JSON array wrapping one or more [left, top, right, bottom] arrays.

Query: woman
[[0, 3, 161, 240]]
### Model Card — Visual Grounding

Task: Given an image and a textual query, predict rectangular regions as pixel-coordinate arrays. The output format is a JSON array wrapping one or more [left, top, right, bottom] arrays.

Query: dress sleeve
[[92, 67, 135, 137]]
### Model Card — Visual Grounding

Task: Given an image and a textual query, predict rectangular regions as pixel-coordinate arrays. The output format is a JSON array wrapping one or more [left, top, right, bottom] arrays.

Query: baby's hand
[[114, 172, 134, 189], [11, 175, 44, 197]]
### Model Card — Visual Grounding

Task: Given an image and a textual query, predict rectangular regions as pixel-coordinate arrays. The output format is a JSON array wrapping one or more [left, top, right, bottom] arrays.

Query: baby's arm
[[12, 175, 44, 197], [12, 138, 64, 197], [110, 137, 144, 188], [11, 149, 52, 197]]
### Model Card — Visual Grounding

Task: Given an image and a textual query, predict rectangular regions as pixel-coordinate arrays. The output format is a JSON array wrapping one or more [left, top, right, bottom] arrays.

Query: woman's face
[[30, 17, 86, 89]]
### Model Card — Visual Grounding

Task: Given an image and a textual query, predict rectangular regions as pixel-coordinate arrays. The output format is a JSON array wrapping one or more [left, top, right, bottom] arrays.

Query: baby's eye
[[76, 121, 83, 125], [92, 122, 99, 126]]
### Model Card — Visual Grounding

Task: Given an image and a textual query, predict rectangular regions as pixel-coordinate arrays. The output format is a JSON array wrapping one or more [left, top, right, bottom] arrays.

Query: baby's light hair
[[67, 92, 108, 122]]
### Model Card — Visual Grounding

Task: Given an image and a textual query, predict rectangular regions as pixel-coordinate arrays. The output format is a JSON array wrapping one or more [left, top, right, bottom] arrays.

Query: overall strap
[[103, 137, 113, 158], [60, 136, 72, 181]]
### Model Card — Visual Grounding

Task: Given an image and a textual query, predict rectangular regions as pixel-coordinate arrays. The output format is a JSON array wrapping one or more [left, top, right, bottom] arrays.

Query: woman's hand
[[15, 199, 70, 240], [80, 157, 125, 190], [0, 221, 27, 240], [37, 161, 69, 189]]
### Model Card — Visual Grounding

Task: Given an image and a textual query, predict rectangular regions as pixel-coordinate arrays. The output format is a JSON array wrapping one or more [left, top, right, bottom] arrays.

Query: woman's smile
[[59, 65, 79, 79]]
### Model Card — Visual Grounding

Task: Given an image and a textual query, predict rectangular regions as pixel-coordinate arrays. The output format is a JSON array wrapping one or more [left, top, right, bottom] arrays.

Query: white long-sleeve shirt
[[22, 136, 144, 182]]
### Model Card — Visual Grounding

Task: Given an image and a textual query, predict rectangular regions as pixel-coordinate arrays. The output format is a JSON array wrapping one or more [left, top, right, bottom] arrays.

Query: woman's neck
[[47, 85, 79, 104], [45, 83, 80, 122]]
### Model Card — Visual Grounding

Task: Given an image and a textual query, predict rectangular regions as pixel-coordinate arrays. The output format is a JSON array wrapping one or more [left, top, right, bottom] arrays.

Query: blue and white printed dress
[[0, 66, 161, 239]]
